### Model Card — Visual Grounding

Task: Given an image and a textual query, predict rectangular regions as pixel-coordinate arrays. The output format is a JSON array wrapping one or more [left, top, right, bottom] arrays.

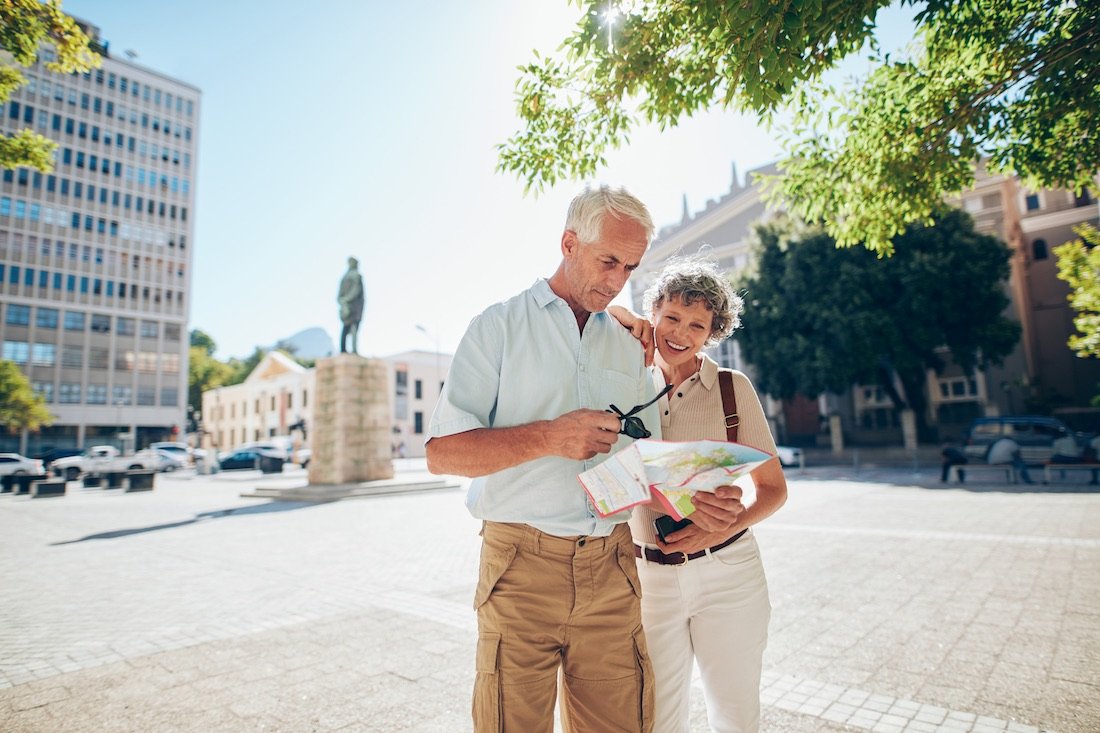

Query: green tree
[[0, 0, 100, 170], [0, 359, 52, 434], [187, 330, 232, 414], [499, 0, 1099, 253], [737, 208, 1019, 436], [189, 328, 218, 355], [1054, 224, 1100, 360]]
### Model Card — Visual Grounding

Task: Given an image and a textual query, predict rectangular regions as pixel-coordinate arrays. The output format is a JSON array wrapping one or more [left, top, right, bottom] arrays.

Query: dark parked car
[[32, 447, 83, 471], [218, 449, 285, 473], [962, 415, 1075, 465]]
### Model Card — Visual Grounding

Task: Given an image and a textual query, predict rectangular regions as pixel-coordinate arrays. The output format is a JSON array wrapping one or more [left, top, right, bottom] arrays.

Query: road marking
[[764, 523, 1100, 548]]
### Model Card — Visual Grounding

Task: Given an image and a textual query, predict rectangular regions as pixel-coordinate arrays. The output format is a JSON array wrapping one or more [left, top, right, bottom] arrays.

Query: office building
[[0, 20, 200, 455]]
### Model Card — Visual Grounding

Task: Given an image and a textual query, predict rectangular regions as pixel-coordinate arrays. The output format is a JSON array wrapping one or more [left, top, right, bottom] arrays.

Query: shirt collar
[[698, 352, 720, 390], [530, 278, 609, 322], [532, 278, 560, 309]]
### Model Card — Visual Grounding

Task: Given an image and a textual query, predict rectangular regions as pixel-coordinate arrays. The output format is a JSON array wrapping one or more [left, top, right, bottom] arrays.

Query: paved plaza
[[1, 460, 1098, 732]]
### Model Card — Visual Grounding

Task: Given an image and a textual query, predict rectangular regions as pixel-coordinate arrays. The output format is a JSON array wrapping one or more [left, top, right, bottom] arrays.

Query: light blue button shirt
[[428, 279, 660, 537]]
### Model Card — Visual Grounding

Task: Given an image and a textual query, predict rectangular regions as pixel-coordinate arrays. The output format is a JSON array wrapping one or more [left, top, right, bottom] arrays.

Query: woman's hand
[[657, 486, 745, 554], [607, 305, 654, 366]]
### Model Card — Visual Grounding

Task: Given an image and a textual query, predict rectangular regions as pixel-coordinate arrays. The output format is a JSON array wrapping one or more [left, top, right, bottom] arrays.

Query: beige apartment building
[[200, 349, 452, 459], [0, 19, 199, 455], [631, 163, 1100, 444]]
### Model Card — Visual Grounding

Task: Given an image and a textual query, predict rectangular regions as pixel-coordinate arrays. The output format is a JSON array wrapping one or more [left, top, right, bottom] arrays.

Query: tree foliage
[[1054, 224, 1100, 360], [500, 0, 1099, 253], [736, 208, 1020, 434], [187, 330, 232, 415], [0, 0, 100, 170], [0, 359, 52, 433]]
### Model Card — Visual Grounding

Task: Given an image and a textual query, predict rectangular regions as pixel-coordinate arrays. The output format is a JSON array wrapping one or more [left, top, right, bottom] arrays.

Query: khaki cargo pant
[[472, 521, 654, 733]]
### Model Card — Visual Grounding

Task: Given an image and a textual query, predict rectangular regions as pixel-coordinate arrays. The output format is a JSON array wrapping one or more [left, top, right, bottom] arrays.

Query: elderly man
[[428, 187, 672, 733]]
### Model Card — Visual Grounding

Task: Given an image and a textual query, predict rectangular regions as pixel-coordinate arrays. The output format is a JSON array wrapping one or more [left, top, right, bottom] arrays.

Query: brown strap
[[718, 370, 739, 442]]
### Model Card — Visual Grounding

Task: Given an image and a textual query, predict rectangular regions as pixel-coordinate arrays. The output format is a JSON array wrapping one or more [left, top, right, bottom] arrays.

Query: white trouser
[[636, 533, 771, 733]]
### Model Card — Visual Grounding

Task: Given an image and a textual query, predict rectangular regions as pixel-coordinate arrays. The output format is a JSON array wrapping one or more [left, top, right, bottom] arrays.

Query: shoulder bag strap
[[718, 370, 739, 442]]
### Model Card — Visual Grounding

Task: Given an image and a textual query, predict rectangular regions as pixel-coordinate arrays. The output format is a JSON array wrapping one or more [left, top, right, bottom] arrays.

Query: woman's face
[[652, 295, 715, 369]]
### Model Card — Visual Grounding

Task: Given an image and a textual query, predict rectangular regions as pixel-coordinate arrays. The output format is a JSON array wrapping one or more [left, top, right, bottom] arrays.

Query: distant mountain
[[279, 327, 334, 360]]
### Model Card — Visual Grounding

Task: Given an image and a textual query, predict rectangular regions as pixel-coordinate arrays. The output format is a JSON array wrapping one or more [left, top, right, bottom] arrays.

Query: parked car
[[32, 447, 83, 471], [150, 441, 193, 465], [0, 453, 45, 476], [152, 449, 186, 472], [962, 415, 1076, 465], [218, 448, 285, 473], [775, 445, 804, 468], [51, 445, 161, 481]]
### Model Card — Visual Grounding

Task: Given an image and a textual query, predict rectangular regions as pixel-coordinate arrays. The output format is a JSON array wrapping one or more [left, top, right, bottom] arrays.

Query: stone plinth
[[309, 354, 394, 485]]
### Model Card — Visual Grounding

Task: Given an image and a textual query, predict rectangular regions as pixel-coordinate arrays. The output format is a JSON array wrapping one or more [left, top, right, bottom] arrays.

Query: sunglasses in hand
[[608, 383, 674, 439]]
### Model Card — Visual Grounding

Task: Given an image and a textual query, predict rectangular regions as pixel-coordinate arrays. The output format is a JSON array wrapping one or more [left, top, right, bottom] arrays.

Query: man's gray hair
[[642, 255, 743, 346], [565, 186, 655, 244]]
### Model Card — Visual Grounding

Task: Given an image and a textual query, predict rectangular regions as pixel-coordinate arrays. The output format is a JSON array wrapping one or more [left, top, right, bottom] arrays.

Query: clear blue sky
[[63, 0, 914, 360]]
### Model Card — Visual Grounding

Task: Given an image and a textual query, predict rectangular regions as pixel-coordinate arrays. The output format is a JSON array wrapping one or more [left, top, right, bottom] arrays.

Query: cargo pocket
[[472, 632, 503, 733], [632, 625, 655, 732], [473, 544, 517, 610], [615, 544, 642, 598]]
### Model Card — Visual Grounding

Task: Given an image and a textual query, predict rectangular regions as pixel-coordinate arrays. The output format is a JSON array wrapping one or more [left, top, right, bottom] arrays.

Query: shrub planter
[[125, 470, 155, 492]]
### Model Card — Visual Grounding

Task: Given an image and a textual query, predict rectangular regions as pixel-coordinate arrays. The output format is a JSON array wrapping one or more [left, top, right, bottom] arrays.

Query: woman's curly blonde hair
[[642, 255, 743, 347]]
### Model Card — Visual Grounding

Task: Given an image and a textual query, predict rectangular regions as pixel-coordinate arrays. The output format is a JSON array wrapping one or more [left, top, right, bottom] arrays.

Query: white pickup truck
[[51, 445, 161, 481]]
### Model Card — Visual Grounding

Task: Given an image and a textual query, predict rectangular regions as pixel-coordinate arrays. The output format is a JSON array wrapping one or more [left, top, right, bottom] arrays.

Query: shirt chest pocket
[[593, 369, 641, 415]]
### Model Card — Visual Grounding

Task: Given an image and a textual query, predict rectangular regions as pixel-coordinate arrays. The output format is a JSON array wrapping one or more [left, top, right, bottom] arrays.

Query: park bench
[[1043, 463, 1099, 485], [948, 464, 1016, 483], [30, 479, 67, 498]]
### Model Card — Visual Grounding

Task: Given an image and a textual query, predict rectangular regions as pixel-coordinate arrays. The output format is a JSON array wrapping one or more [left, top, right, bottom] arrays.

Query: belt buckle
[[667, 550, 688, 566]]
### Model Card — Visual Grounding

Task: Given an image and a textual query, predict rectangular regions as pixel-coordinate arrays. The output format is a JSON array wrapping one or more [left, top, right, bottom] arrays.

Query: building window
[[165, 323, 181, 341], [31, 343, 55, 366], [3, 341, 29, 363], [140, 320, 158, 339], [1032, 239, 1048, 261], [414, 411, 424, 435], [5, 304, 31, 326], [137, 387, 156, 406], [59, 383, 81, 404], [1074, 188, 1092, 207], [117, 317, 135, 336], [61, 345, 83, 367], [1025, 193, 1041, 211], [415, 379, 423, 400], [36, 307, 58, 329], [64, 311, 84, 331], [88, 348, 108, 369], [161, 387, 179, 407], [32, 381, 54, 403], [86, 384, 107, 404], [90, 314, 111, 333], [112, 385, 132, 405]]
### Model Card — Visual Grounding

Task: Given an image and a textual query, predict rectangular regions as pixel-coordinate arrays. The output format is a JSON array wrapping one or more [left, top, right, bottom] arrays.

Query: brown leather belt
[[634, 529, 749, 566]]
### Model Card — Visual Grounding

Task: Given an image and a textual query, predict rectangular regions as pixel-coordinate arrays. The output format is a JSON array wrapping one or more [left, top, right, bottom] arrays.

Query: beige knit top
[[628, 353, 779, 545]]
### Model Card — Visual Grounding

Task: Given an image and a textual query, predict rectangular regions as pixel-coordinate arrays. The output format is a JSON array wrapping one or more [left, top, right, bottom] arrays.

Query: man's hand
[[608, 305, 655, 366], [545, 409, 621, 460]]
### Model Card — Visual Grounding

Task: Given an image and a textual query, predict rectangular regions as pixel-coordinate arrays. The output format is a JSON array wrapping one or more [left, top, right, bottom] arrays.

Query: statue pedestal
[[308, 354, 393, 485]]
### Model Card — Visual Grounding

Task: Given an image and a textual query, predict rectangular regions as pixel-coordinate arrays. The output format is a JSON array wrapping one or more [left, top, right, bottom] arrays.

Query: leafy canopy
[[1054, 224, 1100, 360], [499, 0, 1099, 253], [0, 359, 52, 433], [0, 0, 100, 170], [736, 208, 1019, 430]]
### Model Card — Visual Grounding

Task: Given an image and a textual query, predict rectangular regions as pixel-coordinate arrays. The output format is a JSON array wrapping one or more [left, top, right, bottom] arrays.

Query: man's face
[[561, 214, 648, 314]]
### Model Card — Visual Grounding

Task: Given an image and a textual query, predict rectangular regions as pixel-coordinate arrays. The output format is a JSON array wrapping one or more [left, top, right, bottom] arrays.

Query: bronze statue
[[338, 257, 365, 354]]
